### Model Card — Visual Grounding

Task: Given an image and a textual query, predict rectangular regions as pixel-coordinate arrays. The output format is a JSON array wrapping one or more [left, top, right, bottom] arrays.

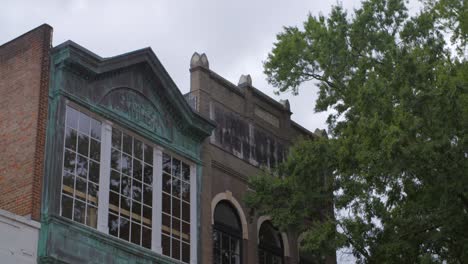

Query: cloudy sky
[[0, 0, 370, 135]]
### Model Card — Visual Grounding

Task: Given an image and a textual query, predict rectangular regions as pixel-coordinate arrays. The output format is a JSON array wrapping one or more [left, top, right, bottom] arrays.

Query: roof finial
[[190, 52, 209, 69], [238, 74, 252, 86]]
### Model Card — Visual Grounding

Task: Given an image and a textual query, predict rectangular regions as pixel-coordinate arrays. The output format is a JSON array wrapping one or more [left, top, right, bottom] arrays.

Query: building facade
[[0, 25, 331, 264]]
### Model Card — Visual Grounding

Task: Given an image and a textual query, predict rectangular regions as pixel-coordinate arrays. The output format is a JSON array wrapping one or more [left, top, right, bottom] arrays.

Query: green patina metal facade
[[39, 41, 214, 264]]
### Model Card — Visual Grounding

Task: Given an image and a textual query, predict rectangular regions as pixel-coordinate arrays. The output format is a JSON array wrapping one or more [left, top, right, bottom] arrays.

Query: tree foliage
[[246, 0, 467, 263]]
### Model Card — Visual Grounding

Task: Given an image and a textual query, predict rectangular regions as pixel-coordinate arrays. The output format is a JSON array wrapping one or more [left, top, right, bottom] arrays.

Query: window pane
[[108, 213, 119, 237], [172, 217, 181, 239], [62, 172, 75, 196], [66, 106, 79, 129], [119, 217, 130, 241], [90, 118, 101, 140], [122, 133, 133, 155], [75, 176, 87, 202], [143, 184, 152, 207], [73, 199, 86, 224], [181, 182, 190, 202], [172, 158, 181, 178], [78, 112, 91, 134], [142, 227, 152, 249], [163, 153, 171, 174], [121, 196, 131, 212], [64, 149, 76, 174], [109, 191, 119, 214], [172, 177, 180, 197], [144, 145, 153, 164], [162, 235, 171, 256], [131, 222, 141, 245], [121, 153, 132, 176], [90, 138, 100, 162], [86, 205, 98, 228], [182, 242, 190, 263], [163, 193, 171, 214], [172, 197, 180, 219], [143, 164, 153, 185], [132, 179, 142, 202], [182, 202, 190, 222], [132, 201, 142, 222], [112, 128, 122, 150], [89, 160, 100, 184], [65, 127, 77, 150], [143, 205, 152, 227], [61, 194, 73, 219], [134, 139, 143, 160], [172, 238, 180, 260], [110, 170, 120, 192], [77, 134, 89, 157], [182, 222, 190, 242], [162, 213, 171, 235], [133, 158, 142, 182], [76, 155, 88, 179], [87, 182, 98, 206], [162, 173, 171, 194], [111, 149, 121, 171], [121, 175, 131, 197], [182, 163, 190, 182]]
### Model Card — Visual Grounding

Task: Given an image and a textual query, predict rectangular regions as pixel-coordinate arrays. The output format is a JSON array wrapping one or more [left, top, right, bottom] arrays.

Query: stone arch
[[257, 215, 291, 257], [211, 191, 248, 239]]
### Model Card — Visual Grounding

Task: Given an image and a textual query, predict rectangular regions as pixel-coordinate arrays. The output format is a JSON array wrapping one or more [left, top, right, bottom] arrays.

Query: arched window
[[258, 221, 283, 264], [213, 201, 242, 264]]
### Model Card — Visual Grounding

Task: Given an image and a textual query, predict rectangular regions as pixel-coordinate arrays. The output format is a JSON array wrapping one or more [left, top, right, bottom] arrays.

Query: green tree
[[246, 0, 468, 263]]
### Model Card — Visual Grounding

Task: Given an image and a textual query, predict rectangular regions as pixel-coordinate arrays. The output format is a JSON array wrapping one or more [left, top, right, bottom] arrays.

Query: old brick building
[[0, 25, 328, 264]]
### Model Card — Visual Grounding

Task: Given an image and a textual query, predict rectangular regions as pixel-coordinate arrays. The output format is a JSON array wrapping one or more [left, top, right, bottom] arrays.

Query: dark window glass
[[76, 155, 88, 179], [144, 145, 153, 164], [122, 133, 133, 155], [182, 163, 190, 182], [162, 235, 171, 256], [133, 158, 142, 182], [119, 217, 130, 240], [143, 165, 153, 185], [134, 139, 143, 160], [143, 185, 152, 207], [74, 199, 86, 224], [172, 238, 180, 259], [110, 170, 120, 192], [163, 153, 171, 174], [77, 133, 89, 157], [213, 202, 242, 264], [142, 227, 152, 249], [112, 129, 122, 150], [90, 138, 100, 161], [108, 213, 119, 237], [89, 160, 100, 183], [62, 194, 73, 219], [131, 222, 141, 245]]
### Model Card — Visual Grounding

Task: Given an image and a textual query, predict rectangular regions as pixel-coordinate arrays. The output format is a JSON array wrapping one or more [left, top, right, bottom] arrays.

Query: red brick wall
[[0, 24, 52, 221]]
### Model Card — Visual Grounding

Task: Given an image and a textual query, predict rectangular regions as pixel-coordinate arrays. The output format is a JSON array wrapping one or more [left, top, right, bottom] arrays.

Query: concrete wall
[[0, 24, 52, 221], [0, 209, 40, 264]]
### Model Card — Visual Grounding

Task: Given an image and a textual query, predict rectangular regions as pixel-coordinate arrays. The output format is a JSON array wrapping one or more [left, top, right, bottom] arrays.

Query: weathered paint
[[38, 41, 214, 264]]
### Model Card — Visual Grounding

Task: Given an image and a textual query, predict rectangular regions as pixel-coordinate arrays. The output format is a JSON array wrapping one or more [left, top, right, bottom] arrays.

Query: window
[[213, 202, 242, 264], [108, 128, 153, 249], [258, 221, 283, 264], [61, 106, 101, 228], [161, 153, 191, 263], [59, 105, 195, 263]]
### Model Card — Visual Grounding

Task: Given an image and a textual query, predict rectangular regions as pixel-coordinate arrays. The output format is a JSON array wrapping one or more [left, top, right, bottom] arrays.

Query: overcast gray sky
[[0, 0, 368, 134]]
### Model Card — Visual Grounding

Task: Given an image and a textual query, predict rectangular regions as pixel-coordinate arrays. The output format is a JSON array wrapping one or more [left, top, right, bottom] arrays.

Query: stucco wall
[[0, 209, 40, 264]]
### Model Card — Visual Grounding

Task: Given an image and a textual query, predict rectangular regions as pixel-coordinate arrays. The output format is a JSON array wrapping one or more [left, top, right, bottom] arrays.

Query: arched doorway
[[258, 221, 284, 264], [213, 201, 242, 264]]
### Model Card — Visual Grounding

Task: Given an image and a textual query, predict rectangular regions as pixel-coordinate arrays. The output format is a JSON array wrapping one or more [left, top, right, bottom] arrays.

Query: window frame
[[59, 102, 198, 264]]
